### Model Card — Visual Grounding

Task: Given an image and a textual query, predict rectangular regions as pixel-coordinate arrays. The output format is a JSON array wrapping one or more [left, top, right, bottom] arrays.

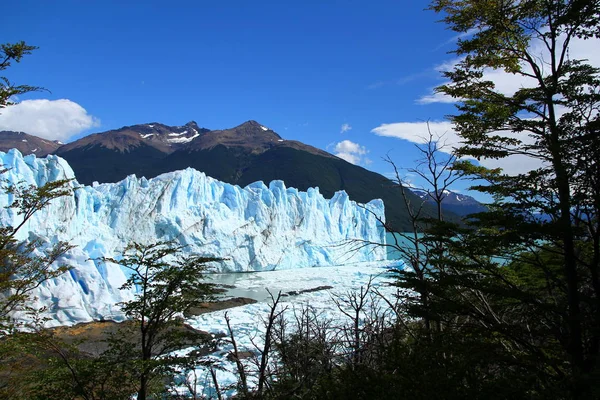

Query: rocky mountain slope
[[0, 130, 62, 156]]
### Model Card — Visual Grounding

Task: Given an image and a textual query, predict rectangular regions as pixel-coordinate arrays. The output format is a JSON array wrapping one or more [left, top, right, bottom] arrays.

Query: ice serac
[[0, 149, 386, 325]]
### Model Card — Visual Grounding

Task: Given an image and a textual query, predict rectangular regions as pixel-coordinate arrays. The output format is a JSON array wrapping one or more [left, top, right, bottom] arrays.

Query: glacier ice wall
[[0, 149, 386, 325]]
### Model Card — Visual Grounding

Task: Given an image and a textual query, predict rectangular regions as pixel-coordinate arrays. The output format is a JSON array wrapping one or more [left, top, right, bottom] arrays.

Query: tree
[[383, 127, 464, 337], [1, 41, 45, 109], [0, 176, 73, 330], [425, 0, 600, 397], [0, 40, 83, 398], [0, 241, 220, 400], [0, 173, 74, 398], [0, 40, 67, 327], [269, 303, 337, 399], [100, 241, 219, 400]]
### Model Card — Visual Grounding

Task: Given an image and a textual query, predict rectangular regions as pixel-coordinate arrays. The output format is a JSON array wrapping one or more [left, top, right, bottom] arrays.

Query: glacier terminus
[[0, 149, 386, 326]]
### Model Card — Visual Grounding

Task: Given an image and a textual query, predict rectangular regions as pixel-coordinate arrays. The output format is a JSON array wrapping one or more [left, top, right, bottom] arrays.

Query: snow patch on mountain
[[0, 149, 386, 326], [167, 133, 200, 143]]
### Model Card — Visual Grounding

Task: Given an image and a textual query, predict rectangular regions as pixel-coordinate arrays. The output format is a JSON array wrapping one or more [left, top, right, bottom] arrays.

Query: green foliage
[[1, 242, 221, 399], [23, 329, 136, 400], [101, 241, 220, 400], [0, 322, 141, 400], [0, 42, 45, 109], [414, 0, 600, 397], [0, 175, 76, 396], [0, 176, 74, 330], [0, 40, 72, 329]]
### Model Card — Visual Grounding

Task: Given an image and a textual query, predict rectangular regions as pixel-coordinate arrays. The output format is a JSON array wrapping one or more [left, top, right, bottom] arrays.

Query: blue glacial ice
[[0, 149, 386, 325]]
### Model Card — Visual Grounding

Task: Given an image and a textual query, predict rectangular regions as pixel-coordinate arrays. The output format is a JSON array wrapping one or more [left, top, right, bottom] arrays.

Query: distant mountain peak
[[0, 130, 62, 156], [184, 121, 200, 128], [411, 188, 487, 216], [51, 121, 210, 154], [238, 120, 262, 127], [232, 120, 272, 132], [217, 121, 282, 142]]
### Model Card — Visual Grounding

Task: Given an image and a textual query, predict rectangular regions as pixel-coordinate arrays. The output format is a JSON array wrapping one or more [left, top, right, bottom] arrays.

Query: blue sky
[[6, 1, 595, 199]]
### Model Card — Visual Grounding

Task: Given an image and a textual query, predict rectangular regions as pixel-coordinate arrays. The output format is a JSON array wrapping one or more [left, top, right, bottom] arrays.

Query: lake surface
[[385, 231, 422, 261]]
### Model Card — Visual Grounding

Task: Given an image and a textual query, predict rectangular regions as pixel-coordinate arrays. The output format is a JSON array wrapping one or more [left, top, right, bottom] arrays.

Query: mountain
[[0, 149, 385, 325], [54, 120, 338, 185], [411, 189, 487, 216], [0, 120, 452, 230], [0, 131, 62, 156], [53, 121, 210, 184]]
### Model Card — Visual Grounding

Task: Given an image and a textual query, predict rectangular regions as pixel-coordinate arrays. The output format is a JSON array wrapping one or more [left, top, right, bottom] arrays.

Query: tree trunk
[[548, 108, 585, 396]]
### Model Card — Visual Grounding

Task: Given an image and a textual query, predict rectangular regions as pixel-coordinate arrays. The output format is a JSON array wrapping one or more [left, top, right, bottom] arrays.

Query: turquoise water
[[386, 232, 508, 266], [385, 232, 423, 260]]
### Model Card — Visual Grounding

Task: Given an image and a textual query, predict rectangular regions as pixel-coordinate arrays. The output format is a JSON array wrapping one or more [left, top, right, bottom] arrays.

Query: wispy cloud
[[333, 140, 369, 165], [398, 32, 600, 174], [340, 123, 352, 133], [371, 120, 543, 175], [432, 28, 478, 51], [0, 99, 100, 141], [417, 90, 459, 104], [418, 34, 600, 104], [366, 81, 386, 90], [367, 71, 434, 90], [372, 121, 459, 151]]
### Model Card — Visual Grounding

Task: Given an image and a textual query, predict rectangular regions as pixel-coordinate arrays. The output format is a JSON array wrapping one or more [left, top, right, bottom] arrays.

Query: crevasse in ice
[[0, 149, 386, 325]]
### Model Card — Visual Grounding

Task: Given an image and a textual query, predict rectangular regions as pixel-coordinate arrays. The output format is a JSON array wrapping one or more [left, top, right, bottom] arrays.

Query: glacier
[[0, 149, 386, 325]]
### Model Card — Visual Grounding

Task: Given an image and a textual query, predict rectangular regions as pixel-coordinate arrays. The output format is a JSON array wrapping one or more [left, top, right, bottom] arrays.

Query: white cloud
[[399, 32, 599, 174], [335, 140, 366, 154], [418, 35, 600, 104], [417, 91, 459, 104], [334, 140, 369, 165], [372, 121, 461, 149], [340, 123, 352, 133], [372, 120, 544, 176], [0, 99, 100, 141]]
